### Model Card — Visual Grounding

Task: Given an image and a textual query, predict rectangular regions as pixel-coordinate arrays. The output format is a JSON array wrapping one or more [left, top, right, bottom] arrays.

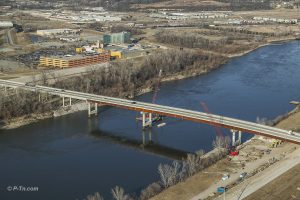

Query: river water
[[0, 41, 300, 200]]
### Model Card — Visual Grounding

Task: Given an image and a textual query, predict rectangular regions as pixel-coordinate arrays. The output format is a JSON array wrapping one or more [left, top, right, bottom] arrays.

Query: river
[[0, 40, 299, 200]]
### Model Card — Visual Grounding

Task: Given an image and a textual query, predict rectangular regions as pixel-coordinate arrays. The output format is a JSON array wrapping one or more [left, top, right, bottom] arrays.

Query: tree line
[[155, 30, 262, 54]]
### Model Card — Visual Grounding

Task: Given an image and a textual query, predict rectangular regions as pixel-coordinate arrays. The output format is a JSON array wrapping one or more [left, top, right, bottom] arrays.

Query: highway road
[[1, 79, 300, 144]]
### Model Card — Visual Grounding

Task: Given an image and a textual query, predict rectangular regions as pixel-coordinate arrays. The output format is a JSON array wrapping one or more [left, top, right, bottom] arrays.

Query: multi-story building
[[103, 32, 131, 44], [40, 53, 110, 68]]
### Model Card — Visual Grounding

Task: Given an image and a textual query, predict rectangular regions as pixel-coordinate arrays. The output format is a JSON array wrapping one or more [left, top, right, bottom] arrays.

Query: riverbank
[[0, 37, 298, 131], [149, 105, 300, 200], [1, 102, 88, 130]]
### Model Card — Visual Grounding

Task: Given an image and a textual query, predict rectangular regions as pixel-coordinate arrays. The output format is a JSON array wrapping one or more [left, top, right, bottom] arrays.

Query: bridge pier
[[62, 97, 72, 107], [231, 129, 236, 146], [238, 131, 242, 144], [141, 112, 152, 129], [88, 102, 98, 117], [231, 129, 242, 146]]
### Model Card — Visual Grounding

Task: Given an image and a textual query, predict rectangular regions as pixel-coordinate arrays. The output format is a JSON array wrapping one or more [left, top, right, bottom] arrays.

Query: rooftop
[[41, 53, 108, 60]]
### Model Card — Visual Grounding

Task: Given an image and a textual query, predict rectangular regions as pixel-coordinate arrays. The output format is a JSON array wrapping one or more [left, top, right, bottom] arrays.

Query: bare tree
[[111, 186, 128, 200], [139, 182, 162, 200], [85, 192, 104, 200], [158, 161, 181, 188], [212, 136, 231, 149]]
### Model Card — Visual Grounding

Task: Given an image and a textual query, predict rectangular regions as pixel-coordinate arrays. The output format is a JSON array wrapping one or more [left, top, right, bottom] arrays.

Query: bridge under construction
[[1, 79, 300, 145]]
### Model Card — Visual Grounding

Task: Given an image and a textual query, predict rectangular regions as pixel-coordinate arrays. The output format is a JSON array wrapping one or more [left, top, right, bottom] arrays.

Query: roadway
[[1, 79, 300, 144]]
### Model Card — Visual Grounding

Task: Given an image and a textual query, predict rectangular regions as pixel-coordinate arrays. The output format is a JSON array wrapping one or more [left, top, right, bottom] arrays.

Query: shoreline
[[0, 37, 298, 130]]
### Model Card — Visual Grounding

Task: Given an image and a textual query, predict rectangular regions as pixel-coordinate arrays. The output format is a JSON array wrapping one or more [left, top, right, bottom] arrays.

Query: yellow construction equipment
[[110, 51, 122, 59], [97, 48, 105, 53], [76, 47, 83, 53], [268, 139, 282, 148]]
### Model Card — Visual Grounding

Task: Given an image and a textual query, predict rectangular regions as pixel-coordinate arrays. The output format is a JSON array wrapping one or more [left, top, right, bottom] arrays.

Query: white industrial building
[[36, 29, 79, 36], [0, 21, 13, 28]]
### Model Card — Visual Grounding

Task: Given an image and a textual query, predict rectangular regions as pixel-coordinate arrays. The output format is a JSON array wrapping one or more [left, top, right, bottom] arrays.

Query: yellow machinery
[[97, 48, 105, 53], [268, 139, 283, 148], [76, 48, 83, 53], [110, 51, 122, 59]]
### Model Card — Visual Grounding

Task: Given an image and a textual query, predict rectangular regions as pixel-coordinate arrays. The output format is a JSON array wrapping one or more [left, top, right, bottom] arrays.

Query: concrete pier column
[[94, 103, 98, 116], [231, 129, 237, 146], [148, 113, 152, 127], [62, 97, 65, 107], [38, 94, 41, 102], [69, 97, 72, 106], [238, 131, 242, 144], [142, 112, 146, 128], [88, 102, 98, 117]]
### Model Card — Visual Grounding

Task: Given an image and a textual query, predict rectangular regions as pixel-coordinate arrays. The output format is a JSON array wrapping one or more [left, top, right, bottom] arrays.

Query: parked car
[[217, 186, 227, 193], [240, 172, 247, 179], [222, 174, 229, 181]]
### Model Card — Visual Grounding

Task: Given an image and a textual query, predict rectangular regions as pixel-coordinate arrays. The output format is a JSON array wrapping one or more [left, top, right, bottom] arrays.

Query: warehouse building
[[36, 29, 80, 36], [40, 53, 110, 68], [0, 21, 13, 28], [103, 32, 131, 44]]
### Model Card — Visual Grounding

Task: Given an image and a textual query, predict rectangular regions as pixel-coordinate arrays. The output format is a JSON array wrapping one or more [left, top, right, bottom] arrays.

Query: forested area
[[155, 30, 261, 54], [53, 49, 227, 97], [0, 91, 56, 121]]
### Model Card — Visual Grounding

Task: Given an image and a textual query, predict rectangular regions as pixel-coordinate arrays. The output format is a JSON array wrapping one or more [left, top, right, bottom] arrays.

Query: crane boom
[[200, 102, 223, 138], [152, 69, 162, 104]]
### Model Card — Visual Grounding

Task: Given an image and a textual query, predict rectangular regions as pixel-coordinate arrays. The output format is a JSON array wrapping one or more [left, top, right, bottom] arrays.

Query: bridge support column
[[141, 112, 152, 129], [62, 97, 72, 107], [88, 102, 98, 117], [238, 131, 242, 145], [231, 129, 237, 146], [142, 112, 146, 128], [148, 113, 152, 127]]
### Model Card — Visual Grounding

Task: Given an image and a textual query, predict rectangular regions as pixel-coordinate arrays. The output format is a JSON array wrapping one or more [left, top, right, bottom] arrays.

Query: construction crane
[[200, 102, 223, 138], [137, 70, 163, 125], [152, 69, 163, 104]]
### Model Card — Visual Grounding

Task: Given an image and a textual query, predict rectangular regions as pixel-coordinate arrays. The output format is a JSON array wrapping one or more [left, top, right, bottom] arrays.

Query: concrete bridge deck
[[1, 79, 300, 145]]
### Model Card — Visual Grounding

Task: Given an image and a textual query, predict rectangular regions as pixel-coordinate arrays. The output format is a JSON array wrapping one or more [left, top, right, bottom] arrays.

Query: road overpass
[[1, 79, 300, 145]]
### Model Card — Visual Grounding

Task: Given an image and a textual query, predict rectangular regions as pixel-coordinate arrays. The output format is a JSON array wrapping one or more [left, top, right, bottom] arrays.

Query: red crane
[[152, 69, 162, 104], [200, 102, 224, 138]]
